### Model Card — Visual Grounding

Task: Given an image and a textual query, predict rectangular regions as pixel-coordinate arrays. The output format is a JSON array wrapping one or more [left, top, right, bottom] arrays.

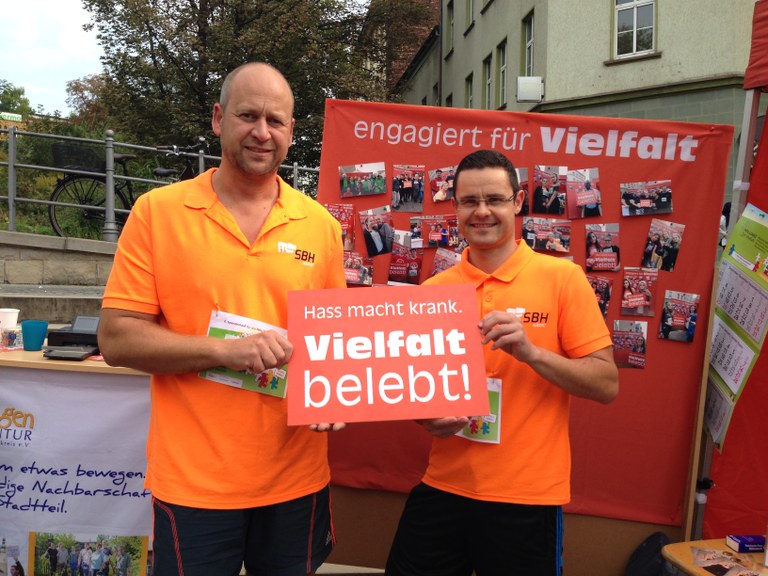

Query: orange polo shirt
[[423, 240, 612, 505], [102, 169, 345, 509]]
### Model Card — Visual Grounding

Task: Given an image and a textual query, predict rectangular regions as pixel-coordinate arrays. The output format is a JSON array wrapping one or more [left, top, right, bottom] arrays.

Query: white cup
[[0, 308, 20, 329]]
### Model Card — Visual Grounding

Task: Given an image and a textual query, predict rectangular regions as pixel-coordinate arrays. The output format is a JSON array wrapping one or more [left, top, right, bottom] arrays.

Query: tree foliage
[[79, 0, 422, 168], [0, 79, 34, 117]]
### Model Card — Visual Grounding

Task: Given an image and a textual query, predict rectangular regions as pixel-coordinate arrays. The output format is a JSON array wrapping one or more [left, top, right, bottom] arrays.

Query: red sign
[[286, 284, 489, 425]]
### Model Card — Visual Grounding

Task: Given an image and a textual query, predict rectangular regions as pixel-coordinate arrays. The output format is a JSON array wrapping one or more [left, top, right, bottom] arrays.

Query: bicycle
[[48, 140, 208, 239]]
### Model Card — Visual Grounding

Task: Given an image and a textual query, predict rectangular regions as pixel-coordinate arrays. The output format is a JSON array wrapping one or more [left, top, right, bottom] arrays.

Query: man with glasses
[[386, 149, 618, 576]]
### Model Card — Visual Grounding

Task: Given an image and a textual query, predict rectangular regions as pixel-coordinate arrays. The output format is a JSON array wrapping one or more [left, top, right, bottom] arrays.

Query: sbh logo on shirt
[[277, 241, 316, 266], [507, 307, 549, 327]]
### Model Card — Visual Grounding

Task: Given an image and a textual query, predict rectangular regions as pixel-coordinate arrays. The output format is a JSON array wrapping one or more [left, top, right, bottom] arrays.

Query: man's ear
[[514, 189, 526, 214]]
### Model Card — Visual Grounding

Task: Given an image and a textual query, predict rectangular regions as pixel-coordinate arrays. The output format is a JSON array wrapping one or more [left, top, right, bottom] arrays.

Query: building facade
[[396, 0, 763, 194]]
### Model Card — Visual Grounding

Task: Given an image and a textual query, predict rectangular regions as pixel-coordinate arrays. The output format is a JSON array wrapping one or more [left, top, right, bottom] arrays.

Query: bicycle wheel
[[49, 177, 130, 239]]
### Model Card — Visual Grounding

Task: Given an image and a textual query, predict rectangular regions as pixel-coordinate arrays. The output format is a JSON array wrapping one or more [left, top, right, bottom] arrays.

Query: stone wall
[[0, 231, 115, 322]]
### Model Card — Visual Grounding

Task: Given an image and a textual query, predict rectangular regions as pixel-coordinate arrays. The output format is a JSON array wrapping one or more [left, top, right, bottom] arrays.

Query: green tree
[[0, 79, 34, 118], [79, 0, 433, 171]]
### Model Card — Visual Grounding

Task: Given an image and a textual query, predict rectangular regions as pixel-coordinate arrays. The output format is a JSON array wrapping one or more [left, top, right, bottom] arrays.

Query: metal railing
[[0, 127, 320, 241]]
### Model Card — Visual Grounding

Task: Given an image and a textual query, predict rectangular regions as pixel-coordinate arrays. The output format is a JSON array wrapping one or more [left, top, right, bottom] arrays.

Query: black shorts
[[151, 485, 334, 576], [386, 483, 562, 576]]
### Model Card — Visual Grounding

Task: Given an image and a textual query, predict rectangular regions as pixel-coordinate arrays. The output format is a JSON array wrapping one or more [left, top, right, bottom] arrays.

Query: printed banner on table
[[286, 284, 488, 425], [0, 367, 152, 576]]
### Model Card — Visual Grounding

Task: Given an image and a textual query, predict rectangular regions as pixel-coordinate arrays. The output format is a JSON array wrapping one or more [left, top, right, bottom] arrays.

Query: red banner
[[318, 99, 733, 527]]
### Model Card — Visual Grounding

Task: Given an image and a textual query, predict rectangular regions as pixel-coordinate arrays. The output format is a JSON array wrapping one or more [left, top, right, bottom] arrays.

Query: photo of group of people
[[339, 163, 386, 197], [620, 179, 673, 216], [428, 165, 457, 203], [392, 164, 425, 212], [658, 290, 700, 342], [641, 218, 686, 272], [31, 532, 145, 576], [613, 320, 648, 369], [359, 206, 395, 257], [521, 217, 571, 252], [585, 223, 621, 272], [620, 267, 659, 317]]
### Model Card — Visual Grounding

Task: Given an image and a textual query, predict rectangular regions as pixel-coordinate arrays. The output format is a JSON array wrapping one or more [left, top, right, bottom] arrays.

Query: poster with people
[[613, 320, 648, 369], [565, 168, 602, 219], [658, 290, 700, 342], [324, 202, 356, 251], [428, 165, 457, 203], [531, 165, 566, 215], [339, 162, 386, 197], [640, 218, 686, 271], [620, 179, 673, 216], [521, 216, 571, 253], [420, 214, 459, 248], [620, 267, 659, 316], [344, 250, 374, 286], [392, 164, 425, 213], [430, 247, 461, 277], [358, 205, 395, 257], [585, 223, 621, 272], [387, 243, 424, 285], [587, 273, 613, 319]]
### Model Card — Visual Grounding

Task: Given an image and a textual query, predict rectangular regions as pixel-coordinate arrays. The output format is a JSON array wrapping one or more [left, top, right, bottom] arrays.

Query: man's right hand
[[416, 417, 469, 438], [224, 330, 293, 374]]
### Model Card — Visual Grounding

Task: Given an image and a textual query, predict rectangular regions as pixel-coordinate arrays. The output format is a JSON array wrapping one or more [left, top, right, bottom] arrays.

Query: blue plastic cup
[[21, 320, 49, 351]]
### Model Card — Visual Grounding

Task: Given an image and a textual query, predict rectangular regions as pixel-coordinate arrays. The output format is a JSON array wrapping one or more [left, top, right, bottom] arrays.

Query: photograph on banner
[[716, 203, 768, 347], [339, 162, 386, 197], [420, 214, 459, 248], [324, 202, 355, 251], [388, 244, 424, 285], [585, 223, 621, 272], [709, 314, 758, 400], [31, 532, 148, 576], [564, 168, 602, 219], [586, 273, 613, 320], [658, 290, 700, 342], [1, 538, 26, 576], [428, 165, 457, 203], [359, 205, 395, 257], [199, 311, 288, 398], [612, 320, 647, 369], [344, 250, 374, 287], [641, 218, 686, 271], [517, 167, 530, 216], [409, 216, 425, 248], [620, 267, 658, 316], [531, 165, 566, 215], [431, 247, 461, 278], [521, 216, 571, 253], [392, 164, 425, 213], [285, 284, 489, 425], [619, 179, 674, 217]]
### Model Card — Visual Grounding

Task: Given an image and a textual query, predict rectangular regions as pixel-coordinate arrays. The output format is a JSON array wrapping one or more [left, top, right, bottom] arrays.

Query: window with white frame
[[483, 55, 492, 109], [615, 0, 654, 58], [523, 11, 534, 76], [465, 73, 473, 108], [496, 40, 507, 107]]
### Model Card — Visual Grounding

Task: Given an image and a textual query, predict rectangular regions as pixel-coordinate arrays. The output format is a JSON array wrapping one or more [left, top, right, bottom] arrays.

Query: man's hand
[[416, 417, 469, 438], [478, 310, 538, 364], [223, 330, 293, 373]]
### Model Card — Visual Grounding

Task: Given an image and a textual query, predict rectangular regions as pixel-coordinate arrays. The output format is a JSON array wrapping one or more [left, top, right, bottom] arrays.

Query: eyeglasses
[[455, 195, 517, 210]]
